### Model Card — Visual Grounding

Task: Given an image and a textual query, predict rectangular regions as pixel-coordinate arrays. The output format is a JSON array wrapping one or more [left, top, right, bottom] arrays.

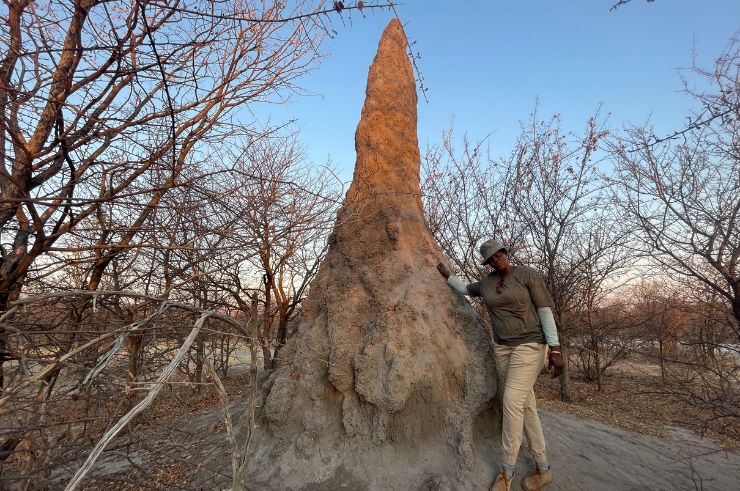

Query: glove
[[548, 346, 563, 379]]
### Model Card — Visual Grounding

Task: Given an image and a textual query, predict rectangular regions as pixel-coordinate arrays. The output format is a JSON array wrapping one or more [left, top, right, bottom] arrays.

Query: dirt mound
[[248, 19, 499, 489]]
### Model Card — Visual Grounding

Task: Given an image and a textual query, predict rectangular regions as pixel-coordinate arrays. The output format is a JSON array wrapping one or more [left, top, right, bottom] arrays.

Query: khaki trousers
[[493, 342, 548, 467]]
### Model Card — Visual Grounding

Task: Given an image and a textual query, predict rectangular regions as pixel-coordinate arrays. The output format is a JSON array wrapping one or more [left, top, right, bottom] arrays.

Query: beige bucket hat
[[479, 239, 509, 265]]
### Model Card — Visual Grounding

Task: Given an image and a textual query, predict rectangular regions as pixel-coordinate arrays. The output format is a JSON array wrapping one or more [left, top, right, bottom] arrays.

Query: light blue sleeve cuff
[[447, 275, 469, 295], [537, 307, 559, 345]]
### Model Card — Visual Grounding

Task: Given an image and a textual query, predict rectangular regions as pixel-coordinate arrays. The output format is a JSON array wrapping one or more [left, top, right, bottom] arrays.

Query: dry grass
[[535, 353, 739, 451]]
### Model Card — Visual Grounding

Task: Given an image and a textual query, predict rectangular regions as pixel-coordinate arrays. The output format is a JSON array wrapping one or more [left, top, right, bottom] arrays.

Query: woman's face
[[487, 250, 509, 271]]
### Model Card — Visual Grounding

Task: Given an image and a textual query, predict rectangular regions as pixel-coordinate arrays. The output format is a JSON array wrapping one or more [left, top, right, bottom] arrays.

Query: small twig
[[387, 3, 428, 103], [146, 1, 392, 24], [2, 290, 246, 331], [610, 0, 656, 12], [628, 104, 740, 152], [0, 329, 122, 410], [136, 0, 177, 172]]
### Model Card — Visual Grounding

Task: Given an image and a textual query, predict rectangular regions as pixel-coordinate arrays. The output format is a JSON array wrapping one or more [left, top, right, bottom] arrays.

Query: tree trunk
[[271, 313, 289, 369], [261, 277, 274, 369], [259, 335, 272, 370], [559, 332, 572, 402], [194, 338, 205, 390], [555, 317, 572, 402], [0, 275, 24, 394], [595, 340, 603, 392], [219, 335, 230, 379], [124, 330, 143, 412], [19, 370, 59, 491]]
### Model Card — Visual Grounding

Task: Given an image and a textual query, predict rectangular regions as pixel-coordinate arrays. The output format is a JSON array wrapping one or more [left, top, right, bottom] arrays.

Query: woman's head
[[479, 239, 511, 272], [479, 239, 509, 264]]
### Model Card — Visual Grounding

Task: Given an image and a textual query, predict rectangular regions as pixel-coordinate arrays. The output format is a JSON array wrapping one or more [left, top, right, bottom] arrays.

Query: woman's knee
[[502, 387, 529, 414]]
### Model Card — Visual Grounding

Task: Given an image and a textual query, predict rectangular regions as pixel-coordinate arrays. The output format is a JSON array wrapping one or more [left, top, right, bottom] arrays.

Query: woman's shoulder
[[513, 265, 542, 279], [474, 270, 500, 285], [481, 270, 499, 281]]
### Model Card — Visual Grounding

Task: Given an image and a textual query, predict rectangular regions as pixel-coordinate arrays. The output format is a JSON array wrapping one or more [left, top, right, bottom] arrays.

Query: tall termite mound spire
[[346, 17, 422, 213], [252, 19, 499, 490]]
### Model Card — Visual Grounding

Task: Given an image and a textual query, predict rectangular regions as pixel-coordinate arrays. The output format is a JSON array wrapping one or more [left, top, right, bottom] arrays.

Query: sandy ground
[[42, 405, 739, 491], [533, 411, 739, 491], [284, 409, 740, 490]]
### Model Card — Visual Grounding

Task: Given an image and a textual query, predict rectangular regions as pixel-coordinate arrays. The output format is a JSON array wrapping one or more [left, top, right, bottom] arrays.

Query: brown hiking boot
[[521, 468, 552, 490], [491, 471, 512, 491]]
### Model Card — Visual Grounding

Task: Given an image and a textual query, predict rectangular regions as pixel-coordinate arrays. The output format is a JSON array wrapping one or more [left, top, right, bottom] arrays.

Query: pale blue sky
[[259, 1, 740, 179]]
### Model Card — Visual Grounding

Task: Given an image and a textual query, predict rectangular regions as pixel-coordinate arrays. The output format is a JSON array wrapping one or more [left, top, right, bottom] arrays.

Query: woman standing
[[437, 239, 563, 491]]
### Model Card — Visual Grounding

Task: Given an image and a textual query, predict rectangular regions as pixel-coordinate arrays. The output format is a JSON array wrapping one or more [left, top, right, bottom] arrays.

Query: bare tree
[[610, 36, 740, 333], [500, 108, 611, 401], [569, 212, 631, 390], [629, 280, 740, 439], [422, 127, 526, 284], [607, 37, 740, 438], [0, 1, 394, 484], [628, 281, 685, 381], [219, 135, 340, 368], [0, 0, 331, 388]]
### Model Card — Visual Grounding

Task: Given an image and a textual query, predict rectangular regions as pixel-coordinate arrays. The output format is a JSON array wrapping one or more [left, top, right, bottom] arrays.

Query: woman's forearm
[[537, 307, 559, 346], [447, 275, 469, 295]]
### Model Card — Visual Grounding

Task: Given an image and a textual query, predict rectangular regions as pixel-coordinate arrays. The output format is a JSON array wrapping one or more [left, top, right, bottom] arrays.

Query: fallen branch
[[204, 359, 240, 486], [64, 311, 212, 491]]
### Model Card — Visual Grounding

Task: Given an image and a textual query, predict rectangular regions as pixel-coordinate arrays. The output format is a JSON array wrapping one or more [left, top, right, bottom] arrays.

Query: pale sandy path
[[524, 411, 740, 491]]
